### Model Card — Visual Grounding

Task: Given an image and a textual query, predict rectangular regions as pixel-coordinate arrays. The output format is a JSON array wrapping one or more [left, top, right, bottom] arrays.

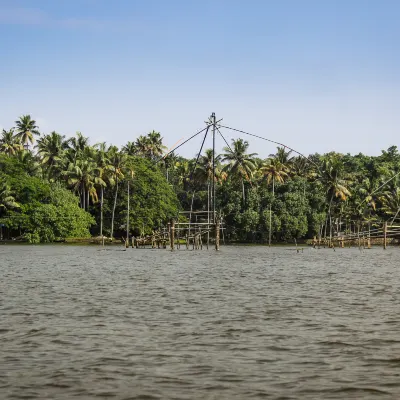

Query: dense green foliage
[[1, 114, 400, 243]]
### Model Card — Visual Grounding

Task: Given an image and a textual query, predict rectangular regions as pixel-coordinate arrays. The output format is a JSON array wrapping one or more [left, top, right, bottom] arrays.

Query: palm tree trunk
[[325, 191, 335, 239], [100, 186, 104, 246], [110, 178, 119, 240], [82, 186, 86, 211], [87, 190, 90, 210], [242, 178, 245, 203]]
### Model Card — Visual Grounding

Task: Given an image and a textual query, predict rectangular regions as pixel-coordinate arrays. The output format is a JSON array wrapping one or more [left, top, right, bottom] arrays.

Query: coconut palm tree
[[122, 141, 138, 156], [260, 158, 289, 245], [94, 143, 115, 242], [195, 149, 223, 217], [221, 138, 257, 201], [107, 146, 126, 239], [0, 129, 23, 156], [147, 130, 167, 159], [16, 150, 42, 177], [14, 115, 40, 149], [0, 182, 19, 240], [36, 131, 67, 180], [67, 132, 89, 163], [317, 156, 351, 239], [63, 159, 100, 210], [135, 135, 150, 157], [163, 152, 178, 182], [272, 146, 294, 170]]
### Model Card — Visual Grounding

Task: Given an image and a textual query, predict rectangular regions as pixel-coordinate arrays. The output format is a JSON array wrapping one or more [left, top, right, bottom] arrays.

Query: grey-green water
[[1, 245, 400, 399]]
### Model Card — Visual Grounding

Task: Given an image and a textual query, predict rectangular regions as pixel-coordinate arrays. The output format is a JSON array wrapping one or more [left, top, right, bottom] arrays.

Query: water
[[1, 245, 400, 399]]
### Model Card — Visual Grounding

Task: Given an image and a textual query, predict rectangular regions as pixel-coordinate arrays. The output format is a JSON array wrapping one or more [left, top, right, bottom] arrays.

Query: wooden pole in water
[[170, 219, 175, 251], [368, 222, 371, 249], [384, 221, 387, 250], [215, 218, 220, 251]]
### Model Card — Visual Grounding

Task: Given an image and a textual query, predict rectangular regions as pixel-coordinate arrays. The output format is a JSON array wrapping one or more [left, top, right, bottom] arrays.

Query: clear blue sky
[[1, 0, 399, 158]]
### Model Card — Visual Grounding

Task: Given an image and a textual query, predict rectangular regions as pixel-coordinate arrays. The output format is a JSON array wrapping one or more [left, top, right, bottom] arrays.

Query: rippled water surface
[[2, 245, 400, 399]]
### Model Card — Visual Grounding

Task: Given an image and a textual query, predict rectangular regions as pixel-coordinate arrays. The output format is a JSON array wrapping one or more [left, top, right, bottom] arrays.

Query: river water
[[1, 245, 400, 399]]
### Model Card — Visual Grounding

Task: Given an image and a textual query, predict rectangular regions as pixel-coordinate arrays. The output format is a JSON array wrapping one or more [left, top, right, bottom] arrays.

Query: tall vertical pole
[[384, 221, 387, 250], [212, 112, 216, 223], [215, 218, 220, 251], [170, 218, 175, 251], [126, 180, 130, 247]]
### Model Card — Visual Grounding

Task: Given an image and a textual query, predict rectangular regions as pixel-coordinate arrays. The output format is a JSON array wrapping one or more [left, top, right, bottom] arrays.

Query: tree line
[[1, 114, 400, 243]]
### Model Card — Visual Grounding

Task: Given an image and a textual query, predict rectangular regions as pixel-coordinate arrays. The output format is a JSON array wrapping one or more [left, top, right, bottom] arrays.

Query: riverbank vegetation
[[1, 114, 399, 243]]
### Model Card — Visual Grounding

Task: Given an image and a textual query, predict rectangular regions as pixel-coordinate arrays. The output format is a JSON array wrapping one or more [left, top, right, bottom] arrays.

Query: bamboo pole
[[215, 218, 220, 251], [384, 221, 387, 250], [170, 219, 175, 251]]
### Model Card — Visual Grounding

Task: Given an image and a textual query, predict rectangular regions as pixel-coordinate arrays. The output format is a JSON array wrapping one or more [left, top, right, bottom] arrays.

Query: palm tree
[[221, 138, 257, 201], [108, 146, 126, 239], [16, 150, 42, 177], [63, 159, 100, 210], [0, 182, 19, 240], [122, 141, 138, 156], [272, 146, 294, 170], [67, 132, 89, 163], [135, 135, 150, 157], [36, 131, 67, 180], [94, 143, 115, 243], [14, 115, 40, 149], [358, 178, 380, 214], [317, 156, 351, 239], [174, 160, 191, 191], [163, 152, 178, 182], [381, 187, 400, 219], [260, 158, 289, 245], [0, 129, 23, 156], [147, 130, 167, 159], [195, 149, 222, 216]]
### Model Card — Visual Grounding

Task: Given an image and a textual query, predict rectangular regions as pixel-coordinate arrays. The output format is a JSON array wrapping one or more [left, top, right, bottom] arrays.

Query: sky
[[1, 0, 400, 158]]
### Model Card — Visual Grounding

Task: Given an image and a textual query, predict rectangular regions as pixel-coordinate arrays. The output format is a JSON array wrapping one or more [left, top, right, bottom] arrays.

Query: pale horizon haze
[[1, 0, 399, 158]]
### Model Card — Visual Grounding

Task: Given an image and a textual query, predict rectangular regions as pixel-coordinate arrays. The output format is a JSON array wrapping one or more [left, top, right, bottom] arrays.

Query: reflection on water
[[1, 245, 400, 399]]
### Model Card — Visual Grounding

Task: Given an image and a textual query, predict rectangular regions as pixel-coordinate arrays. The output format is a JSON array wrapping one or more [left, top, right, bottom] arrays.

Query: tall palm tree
[[221, 138, 257, 201], [107, 146, 126, 239], [174, 160, 191, 191], [272, 146, 294, 170], [0, 182, 19, 240], [14, 115, 40, 149], [147, 130, 167, 159], [94, 143, 115, 242], [0, 129, 23, 156], [163, 152, 178, 182], [36, 131, 67, 180], [260, 158, 289, 245], [317, 156, 351, 239], [16, 150, 42, 177], [63, 159, 100, 210], [135, 135, 150, 157], [67, 132, 89, 163], [195, 149, 222, 216], [122, 141, 138, 156]]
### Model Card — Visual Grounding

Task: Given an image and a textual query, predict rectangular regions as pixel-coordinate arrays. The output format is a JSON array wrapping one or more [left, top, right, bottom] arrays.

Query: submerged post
[[170, 219, 175, 251], [384, 221, 387, 250], [215, 218, 220, 251]]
